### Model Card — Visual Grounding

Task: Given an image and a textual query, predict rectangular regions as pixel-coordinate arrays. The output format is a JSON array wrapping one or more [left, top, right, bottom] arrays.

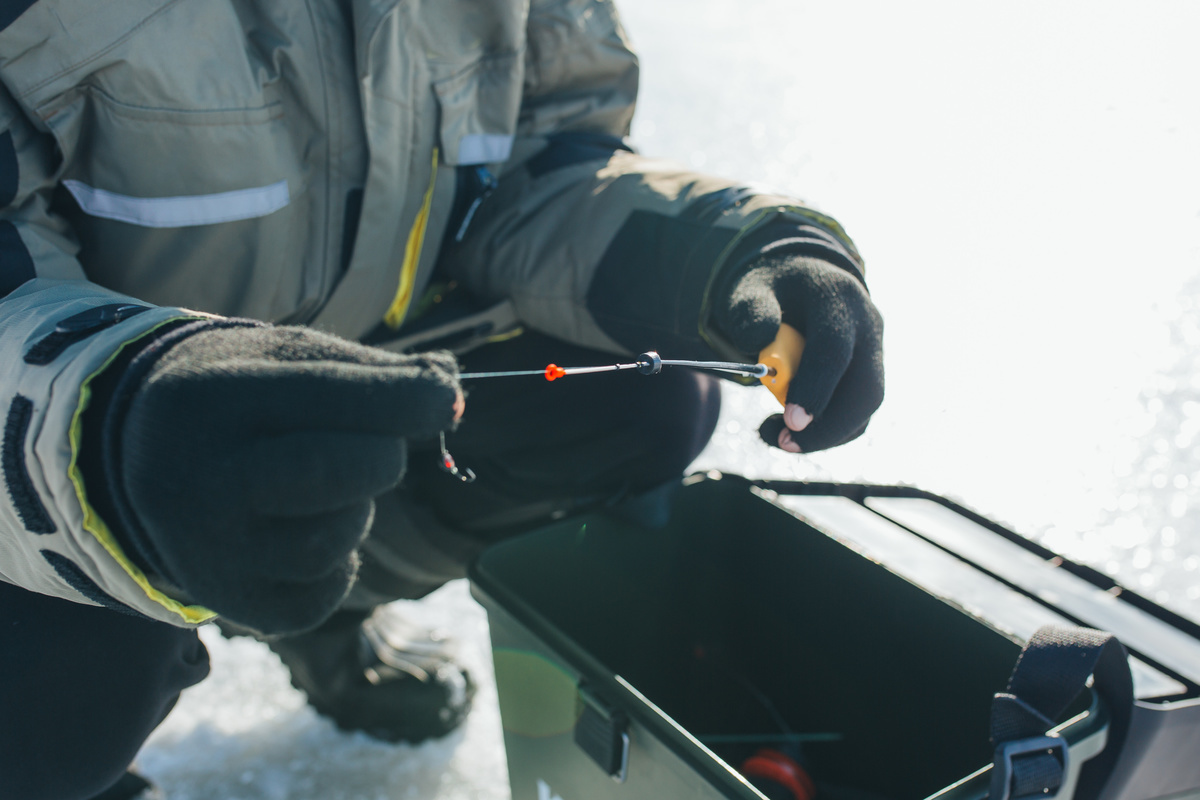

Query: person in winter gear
[[0, 1, 883, 797]]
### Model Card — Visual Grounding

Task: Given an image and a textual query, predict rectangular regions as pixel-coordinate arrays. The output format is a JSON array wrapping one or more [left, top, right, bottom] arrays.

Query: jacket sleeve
[[439, 0, 864, 363], [0, 86, 216, 626]]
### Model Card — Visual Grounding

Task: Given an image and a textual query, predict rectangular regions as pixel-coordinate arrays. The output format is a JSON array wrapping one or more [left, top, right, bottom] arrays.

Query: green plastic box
[[469, 473, 1200, 800]]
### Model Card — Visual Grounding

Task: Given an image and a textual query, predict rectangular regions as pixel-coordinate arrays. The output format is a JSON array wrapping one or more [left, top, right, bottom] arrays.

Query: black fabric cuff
[[83, 318, 263, 585], [696, 219, 867, 364], [712, 218, 868, 304]]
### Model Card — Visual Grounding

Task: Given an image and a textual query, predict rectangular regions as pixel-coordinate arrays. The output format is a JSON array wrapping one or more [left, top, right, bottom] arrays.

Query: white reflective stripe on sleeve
[[457, 134, 513, 165], [62, 179, 290, 228]]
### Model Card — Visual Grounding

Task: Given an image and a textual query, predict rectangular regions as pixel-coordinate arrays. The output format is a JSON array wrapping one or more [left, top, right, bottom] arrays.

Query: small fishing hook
[[438, 431, 476, 483]]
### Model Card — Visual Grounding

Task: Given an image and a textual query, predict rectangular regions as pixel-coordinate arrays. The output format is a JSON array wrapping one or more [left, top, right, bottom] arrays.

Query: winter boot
[[268, 606, 475, 743], [89, 771, 163, 800]]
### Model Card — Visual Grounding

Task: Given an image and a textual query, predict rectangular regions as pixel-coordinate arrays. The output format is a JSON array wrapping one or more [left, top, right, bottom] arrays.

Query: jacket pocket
[[61, 86, 295, 209], [43, 86, 313, 320], [433, 52, 523, 166]]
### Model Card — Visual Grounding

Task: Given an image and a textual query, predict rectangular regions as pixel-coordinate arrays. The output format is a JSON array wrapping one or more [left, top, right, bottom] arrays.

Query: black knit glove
[[91, 321, 461, 634], [713, 251, 884, 453]]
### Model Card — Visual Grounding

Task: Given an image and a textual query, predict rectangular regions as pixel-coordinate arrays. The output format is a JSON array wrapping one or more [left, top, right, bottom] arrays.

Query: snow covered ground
[[137, 2, 1200, 798]]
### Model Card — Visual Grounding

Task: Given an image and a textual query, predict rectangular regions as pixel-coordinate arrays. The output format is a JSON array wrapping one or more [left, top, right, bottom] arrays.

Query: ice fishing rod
[[458, 323, 807, 406], [438, 324, 806, 483], [460, 352, 771, 381]]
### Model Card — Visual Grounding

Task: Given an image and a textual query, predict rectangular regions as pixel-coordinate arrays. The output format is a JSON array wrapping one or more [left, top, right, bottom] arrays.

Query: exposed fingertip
[[784, 404, 813, 432], [453, 390, 465, 422], [777, 428, 802, 453]]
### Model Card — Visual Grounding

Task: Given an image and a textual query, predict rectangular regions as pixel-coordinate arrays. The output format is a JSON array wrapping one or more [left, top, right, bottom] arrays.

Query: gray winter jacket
[[0, 0, 861, 625]]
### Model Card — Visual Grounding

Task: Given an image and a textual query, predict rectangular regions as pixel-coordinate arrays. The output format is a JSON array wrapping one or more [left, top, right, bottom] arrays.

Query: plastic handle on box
[[757, 323, 805, 406]]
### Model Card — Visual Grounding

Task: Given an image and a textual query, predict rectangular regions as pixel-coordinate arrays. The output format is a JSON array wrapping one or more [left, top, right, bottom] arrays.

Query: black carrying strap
[[989, 625, 1134, 800]]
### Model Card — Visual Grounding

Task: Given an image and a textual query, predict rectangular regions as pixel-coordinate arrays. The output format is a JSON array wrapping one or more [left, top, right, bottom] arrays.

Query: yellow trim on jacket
[[68, 319, 218, 625], [384, 148, 439, 330]]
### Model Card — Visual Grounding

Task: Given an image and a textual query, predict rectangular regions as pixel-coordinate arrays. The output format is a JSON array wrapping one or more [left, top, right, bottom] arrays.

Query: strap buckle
[[989, 733, 1068, 800]]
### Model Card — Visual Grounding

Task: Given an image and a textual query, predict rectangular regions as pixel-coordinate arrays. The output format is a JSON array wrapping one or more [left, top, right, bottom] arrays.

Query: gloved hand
[[91, 321, 462, 634], [713, 252, 884, 453]]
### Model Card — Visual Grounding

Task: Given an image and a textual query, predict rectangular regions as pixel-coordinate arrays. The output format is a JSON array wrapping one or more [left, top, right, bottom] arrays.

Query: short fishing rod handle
[[758, 323, 805, 406]]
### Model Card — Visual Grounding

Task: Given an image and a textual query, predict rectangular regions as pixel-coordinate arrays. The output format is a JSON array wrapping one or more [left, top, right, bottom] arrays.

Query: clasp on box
[[989, 733, 1068, 800], [574, 687, 630, 783]]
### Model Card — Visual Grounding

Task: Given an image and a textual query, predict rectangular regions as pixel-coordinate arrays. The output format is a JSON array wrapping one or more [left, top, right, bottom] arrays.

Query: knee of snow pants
[[0, 580, 210, 800]]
